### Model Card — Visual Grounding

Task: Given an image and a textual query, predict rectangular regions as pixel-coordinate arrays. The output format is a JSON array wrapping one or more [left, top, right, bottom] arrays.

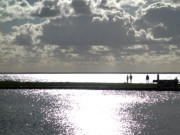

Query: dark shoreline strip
[[0, 86, 179, 91], [0, 81, 179, 91]]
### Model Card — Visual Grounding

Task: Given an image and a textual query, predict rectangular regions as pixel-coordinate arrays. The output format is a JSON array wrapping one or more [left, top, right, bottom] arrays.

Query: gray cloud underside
[[0, 0, 180, 72], [11, 1, 180, 46]]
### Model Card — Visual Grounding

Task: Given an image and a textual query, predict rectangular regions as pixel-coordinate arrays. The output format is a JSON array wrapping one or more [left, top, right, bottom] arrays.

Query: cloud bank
[[0, 0, 180, 72]]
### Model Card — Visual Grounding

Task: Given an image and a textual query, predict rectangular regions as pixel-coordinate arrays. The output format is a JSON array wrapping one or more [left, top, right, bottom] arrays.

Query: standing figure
[[157, 74, 160, 88], [127, 75, 129, 83], [146, 75, 149, 83], [130, 74, 132, 83], [174, 77, 178, 89], [157, 74, 159, 82]]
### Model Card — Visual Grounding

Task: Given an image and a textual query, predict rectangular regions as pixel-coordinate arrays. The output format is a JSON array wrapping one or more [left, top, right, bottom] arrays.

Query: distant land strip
[[0, 81, 179, 91]]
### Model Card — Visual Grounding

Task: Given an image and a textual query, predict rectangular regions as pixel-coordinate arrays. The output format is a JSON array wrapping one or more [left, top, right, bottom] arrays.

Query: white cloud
[[31, 0, 74, 17], [168, 44, 178, 50], [31, 0, 95, 18], [89, 45, 109, 54], [0, 0, 32, 22], [96, 0, 119, 9], [12, 22, 42, 46], [119, 0, 146, 7], [126, 45, 149, 50]]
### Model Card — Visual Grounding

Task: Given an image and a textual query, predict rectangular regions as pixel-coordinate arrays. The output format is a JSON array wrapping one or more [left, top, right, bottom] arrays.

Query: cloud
[[31, 0, 61, 17], [12, 23, 42, 46], [96, 0, 119, 10], [162, 0, 180, 3], [0, 32, 26, 67], [0, 0, 32, 22], [1, 0, 180, 72], [172, 0, 180, 3], [14, 33, 33, 46], [126, 44, 149, 51], [71, 0, 92, 15], [135, 2, 180, 41], [89, 45, 110, 54], [0, 0, 72, 21], [39, 12, 135, 46], [119, 0, 146, 7], [31, 0, 94, 18]]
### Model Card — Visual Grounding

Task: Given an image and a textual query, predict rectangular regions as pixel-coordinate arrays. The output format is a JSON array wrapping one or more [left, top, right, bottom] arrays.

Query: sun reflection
[[16, 90, 180, 135], [25, 90, 166, 135], [19, 90, 155, 135], [64, 90, 141, 135]]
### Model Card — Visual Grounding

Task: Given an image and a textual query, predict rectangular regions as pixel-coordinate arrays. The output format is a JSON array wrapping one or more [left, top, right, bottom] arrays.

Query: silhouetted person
[[157, 74, 159, 82], [127, 75, 129, 83], [157, 74, 160, 88], [130, 74, 132, 83], [174, 77, 178, 89], [146, 75, 149, 83]]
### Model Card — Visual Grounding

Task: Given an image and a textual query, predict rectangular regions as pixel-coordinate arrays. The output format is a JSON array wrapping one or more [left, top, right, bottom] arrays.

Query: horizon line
[[0, 72, 180, 74]]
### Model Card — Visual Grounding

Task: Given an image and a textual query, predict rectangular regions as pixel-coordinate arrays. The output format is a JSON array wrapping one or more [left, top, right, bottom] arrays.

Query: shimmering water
[[1, 90, 180, 135]]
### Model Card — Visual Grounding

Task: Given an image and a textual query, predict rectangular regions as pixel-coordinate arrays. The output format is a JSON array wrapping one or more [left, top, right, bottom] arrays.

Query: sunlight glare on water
[[69, 92, 137, 135], [4, 89, 180, 135], [43, 90, 149, 135]]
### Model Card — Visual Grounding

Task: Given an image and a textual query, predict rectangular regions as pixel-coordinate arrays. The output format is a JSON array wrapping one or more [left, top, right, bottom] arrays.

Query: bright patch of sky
[[0, 18, 45, 34]]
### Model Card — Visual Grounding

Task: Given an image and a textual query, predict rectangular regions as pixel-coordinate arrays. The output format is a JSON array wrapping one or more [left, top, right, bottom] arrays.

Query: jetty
[[0, 81, 179, 91]]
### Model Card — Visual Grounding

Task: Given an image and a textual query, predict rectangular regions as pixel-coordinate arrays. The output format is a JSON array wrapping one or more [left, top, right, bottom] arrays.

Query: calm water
[[1, 89, 180, 135], [0, 73, 180, 83]]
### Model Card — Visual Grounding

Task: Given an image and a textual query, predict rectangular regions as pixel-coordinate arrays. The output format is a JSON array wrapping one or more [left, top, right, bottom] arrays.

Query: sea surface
[[1, 89, 180, 135], [0, 73, 180, 135]]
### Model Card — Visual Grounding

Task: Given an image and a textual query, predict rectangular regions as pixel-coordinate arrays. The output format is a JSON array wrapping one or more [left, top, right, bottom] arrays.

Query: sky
[[0, 0, 180, 72]]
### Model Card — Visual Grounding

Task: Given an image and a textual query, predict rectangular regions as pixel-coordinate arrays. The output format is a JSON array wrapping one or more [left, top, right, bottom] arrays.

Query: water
[[0, 73, 180, 83], [1, 89, 180, 135], [0, 74, 180, 134]]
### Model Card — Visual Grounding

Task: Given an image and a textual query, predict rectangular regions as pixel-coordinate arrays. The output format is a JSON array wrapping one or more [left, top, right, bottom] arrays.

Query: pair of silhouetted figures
[[127, 74, 132, 83], [126, 74, 150, 83]]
